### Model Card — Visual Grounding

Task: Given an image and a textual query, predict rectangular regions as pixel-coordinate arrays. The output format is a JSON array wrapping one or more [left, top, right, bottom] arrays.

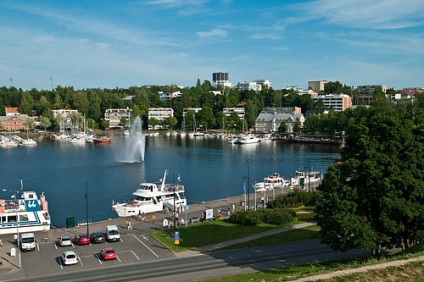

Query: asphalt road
[[5, 239, 368, 282]]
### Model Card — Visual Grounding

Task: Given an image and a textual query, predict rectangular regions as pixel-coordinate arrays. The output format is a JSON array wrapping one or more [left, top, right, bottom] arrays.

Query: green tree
[[278, 121, 288, 133], [198, 106, 215, 130], [164, 116, 178, 130], [38, 116, 51, 131], [315, 103, 424, 255], [20, 92, 35, 115]]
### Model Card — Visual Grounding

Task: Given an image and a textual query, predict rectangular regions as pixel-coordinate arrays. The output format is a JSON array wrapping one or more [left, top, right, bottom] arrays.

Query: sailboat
[[189, 113, 204, 137], [180, 114, 186, 137], [20, 126, 38, 146]]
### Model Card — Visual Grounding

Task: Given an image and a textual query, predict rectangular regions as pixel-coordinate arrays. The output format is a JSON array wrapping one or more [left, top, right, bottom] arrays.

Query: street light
[[2, 188, 21, 268], [243, 164, 250, 210], [84, 180, 89, 236]]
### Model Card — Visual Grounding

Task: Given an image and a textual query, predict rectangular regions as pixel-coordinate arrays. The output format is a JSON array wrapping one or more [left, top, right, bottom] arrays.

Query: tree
[[278, 121, 288, 133], [148, 118, 160, 130], [38, 116, 51, 131], [20, 92, 35, 115], [164, 116, 178, 130], [315, 103, 424, 255]]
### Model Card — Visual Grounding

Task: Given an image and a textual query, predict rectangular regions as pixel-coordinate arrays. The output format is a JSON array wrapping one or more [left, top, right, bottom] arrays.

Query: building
[[312, 94, 352, 112], [308, 80, 328, 93], [158, 91, 183, 102], [223, 108, 245, 120], [104, 108, 132, 128], [52, 109, 79, 130], [356, 85, 387, 95], [400, 87, 424, 101], [182, 108, 202, 116], [0, 115, 29, 131], [237, 81, 261, 92], [148, 108, 174, 130], [255, 107, 304, 133], [5, 107, 19, 116], [254, 79, 271, 89], [212, 72, 231, 88]]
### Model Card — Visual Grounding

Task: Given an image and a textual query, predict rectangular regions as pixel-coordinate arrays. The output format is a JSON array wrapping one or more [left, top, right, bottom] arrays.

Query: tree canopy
[[315, 101, 424, 255]]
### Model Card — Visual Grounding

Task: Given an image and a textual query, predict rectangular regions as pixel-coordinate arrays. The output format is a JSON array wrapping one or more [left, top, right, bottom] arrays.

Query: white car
[[61, 251, 78, 265], [59, 235, 72, 247]]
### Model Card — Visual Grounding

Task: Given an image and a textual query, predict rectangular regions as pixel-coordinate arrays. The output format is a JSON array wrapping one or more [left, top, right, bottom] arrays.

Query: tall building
[[308, 80, 328, 92], [212, 72, 231, 88]]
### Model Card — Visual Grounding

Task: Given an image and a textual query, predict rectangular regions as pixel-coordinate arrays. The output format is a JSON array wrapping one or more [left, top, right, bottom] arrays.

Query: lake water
[[0, 135, 340, 227]]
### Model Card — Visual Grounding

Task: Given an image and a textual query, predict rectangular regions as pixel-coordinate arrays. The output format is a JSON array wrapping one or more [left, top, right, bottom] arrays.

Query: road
[[6, 240, 367, 282]]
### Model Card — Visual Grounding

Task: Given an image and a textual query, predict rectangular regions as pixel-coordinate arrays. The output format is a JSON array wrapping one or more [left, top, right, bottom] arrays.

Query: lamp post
[[243, 164, 250, 210], [84, 180, 89, 236], [173, 174, 176, 232]]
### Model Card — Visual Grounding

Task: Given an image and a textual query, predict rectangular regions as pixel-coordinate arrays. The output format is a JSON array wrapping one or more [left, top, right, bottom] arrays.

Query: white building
[[238, 81, 261, 92], [158, 91, 183, 101], [223, 108, 245, 120], [255, 107, 304, 133], [105, 108, 132, 128], [312, 94, 352, 112], [148, 108, 174, 130], [52, 109, 79, 130]]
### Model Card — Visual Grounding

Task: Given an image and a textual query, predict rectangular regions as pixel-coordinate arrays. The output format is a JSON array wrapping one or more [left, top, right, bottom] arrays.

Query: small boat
[[0, 190, 51, 235], [93, 136, 111, 144], [254, 172, 291, 192], [19, 138, 38, 146], [235, 134, 261, 144], [291, 170, 321, 186], [112, 169, 187, 217]]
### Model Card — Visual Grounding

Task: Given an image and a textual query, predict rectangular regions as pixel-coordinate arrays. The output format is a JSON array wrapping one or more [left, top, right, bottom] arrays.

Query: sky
[[1, 0, 423, 91]]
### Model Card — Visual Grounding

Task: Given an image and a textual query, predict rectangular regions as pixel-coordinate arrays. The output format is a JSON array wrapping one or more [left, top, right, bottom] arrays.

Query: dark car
[[74, 234, 90, 245], [90, 232, 104, 244]]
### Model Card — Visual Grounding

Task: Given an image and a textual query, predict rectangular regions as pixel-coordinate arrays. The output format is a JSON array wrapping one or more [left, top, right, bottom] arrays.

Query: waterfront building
[[52, 109, 79, 131], [0, 114, 30, 131], [255, 107, 304, 133], [223, 108, 245, 120], [148, 108, 174, 130]]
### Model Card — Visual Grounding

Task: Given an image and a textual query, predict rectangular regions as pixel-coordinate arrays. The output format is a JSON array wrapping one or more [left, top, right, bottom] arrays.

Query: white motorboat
[[235, 134, 261, 144], [254, 172, 291, 192], [112, 170, 187, 217], [19, 138, 38, 146], [0, 190, 51, 235], [291, 170, 321, 186]]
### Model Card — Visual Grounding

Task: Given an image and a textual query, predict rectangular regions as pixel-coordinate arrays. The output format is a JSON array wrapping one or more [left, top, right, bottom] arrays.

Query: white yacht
[[0, 190, 51, 235], [112, 170, 187, 217], [254, 172, 291, 192], [235, 134, 261, 144]]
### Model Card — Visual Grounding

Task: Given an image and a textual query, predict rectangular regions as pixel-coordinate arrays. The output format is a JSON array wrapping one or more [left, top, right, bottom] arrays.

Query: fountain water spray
[[119, 116, 146, 163]]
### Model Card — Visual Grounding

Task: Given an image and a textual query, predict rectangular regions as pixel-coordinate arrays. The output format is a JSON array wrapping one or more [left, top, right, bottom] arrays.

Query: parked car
[[100, 247, 117, 260], [74, 234, 90, 245], [90, 232, 104, 244], [59, 235, 72, 247], [61, 250, 78, 265]]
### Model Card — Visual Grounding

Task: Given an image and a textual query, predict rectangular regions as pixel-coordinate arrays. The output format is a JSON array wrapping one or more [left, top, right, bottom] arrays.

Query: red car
[[100, 247, 117, 260], [74, 234, 91, 245]]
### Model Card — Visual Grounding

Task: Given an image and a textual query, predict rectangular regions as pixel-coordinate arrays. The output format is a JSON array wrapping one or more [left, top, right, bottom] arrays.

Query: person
[[138, 210, 142, 220], [142, 212, 146, 222], [217, 208, 222, 214], [125, 219, 128, 229], [152, 214, 156, 225], [128, 219, 132, 230]]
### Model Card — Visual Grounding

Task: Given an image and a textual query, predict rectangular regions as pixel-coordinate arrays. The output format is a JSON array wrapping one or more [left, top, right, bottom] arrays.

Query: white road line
[[131, 234, 158, 257], [131, 250, 140, 260], [96, 254, 103, 264], [54, 242, 58, 250], [117, 255, 122, 262], [78, 254, 84, 267], [37, 244, 40, 251]]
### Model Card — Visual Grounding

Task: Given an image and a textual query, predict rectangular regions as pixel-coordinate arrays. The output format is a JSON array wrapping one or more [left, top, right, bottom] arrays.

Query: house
[[148, 108, 174, 130], [0, 115, 29, 131], [5, 107, 20, 116], [105, 108, 132, 128], [255, 107, 304, 133]]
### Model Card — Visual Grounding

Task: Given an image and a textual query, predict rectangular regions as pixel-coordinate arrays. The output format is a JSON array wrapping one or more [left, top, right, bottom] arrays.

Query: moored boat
[[291, 170, 321, 187], [93, 136, 111, 144], [112, 169, 187, 217], [235, 134, 261, 144], [254, 172, 291, 192], [0, 190, 51, 235]]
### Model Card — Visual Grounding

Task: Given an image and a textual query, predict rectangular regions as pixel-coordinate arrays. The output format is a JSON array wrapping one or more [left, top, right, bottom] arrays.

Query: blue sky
[[1, 0, 423, 91]]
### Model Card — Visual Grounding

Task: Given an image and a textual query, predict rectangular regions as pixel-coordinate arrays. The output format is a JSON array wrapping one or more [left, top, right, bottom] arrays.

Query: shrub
[[228, 208, 295, 225]]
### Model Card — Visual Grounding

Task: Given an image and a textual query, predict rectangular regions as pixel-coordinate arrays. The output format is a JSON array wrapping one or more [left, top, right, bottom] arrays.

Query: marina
[[0, 134, 339, 228]]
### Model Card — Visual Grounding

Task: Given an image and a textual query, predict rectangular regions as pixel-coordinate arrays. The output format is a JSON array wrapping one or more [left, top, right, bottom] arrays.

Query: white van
[[20, 233, 36, 251], [106, 225, 120, 242]]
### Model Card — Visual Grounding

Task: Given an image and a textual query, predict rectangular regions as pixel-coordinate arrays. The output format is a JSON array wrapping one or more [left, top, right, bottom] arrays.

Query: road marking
[[131, 250, 140, 260], [54, 242, 58, 249], [96, 254, 103, 264], [132, 234, 158, 257], [141, 235, 149, 240], [78, 254, 84, 267], [117, 255, 122, 262], [37, 244, 40, 251]]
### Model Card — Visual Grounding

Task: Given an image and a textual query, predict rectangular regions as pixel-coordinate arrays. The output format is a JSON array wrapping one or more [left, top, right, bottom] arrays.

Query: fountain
[[118, 116, 146, 163]]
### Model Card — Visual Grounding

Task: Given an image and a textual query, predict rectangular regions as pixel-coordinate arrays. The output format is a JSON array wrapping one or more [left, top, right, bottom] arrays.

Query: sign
[[174, 231, 180, 240], [205, 208, 213, 220], [174, 239, 180, 245], [184, 205, 189, 212], [25, 199, 41, 211]]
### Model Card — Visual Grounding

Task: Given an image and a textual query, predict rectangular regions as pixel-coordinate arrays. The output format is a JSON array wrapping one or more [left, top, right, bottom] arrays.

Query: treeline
[[0, 80, 398, 133]]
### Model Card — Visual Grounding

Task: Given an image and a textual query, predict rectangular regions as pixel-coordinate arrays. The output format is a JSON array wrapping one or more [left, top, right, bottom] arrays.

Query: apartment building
[[312, 94, 352, 112], [105, 108, 132, 128], [148, 108, 174, 130]]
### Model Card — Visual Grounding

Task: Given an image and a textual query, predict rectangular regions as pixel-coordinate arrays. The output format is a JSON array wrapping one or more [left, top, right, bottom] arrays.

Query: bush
[[228, 208, 295, 225], [267, 190, 321, 209]]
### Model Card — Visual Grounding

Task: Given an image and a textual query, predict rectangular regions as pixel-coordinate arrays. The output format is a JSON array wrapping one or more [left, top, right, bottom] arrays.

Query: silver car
[[61, 250, 78, 265], [59, 235, 72, 247]]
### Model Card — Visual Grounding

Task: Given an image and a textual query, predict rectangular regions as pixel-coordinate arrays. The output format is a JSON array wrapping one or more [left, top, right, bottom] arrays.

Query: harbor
[[0, 185, 319, 280]]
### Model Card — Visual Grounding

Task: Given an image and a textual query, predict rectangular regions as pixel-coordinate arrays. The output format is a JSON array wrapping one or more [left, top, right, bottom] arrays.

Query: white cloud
[[196, 28, 227, 39], [296, 0, 424, 29]]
